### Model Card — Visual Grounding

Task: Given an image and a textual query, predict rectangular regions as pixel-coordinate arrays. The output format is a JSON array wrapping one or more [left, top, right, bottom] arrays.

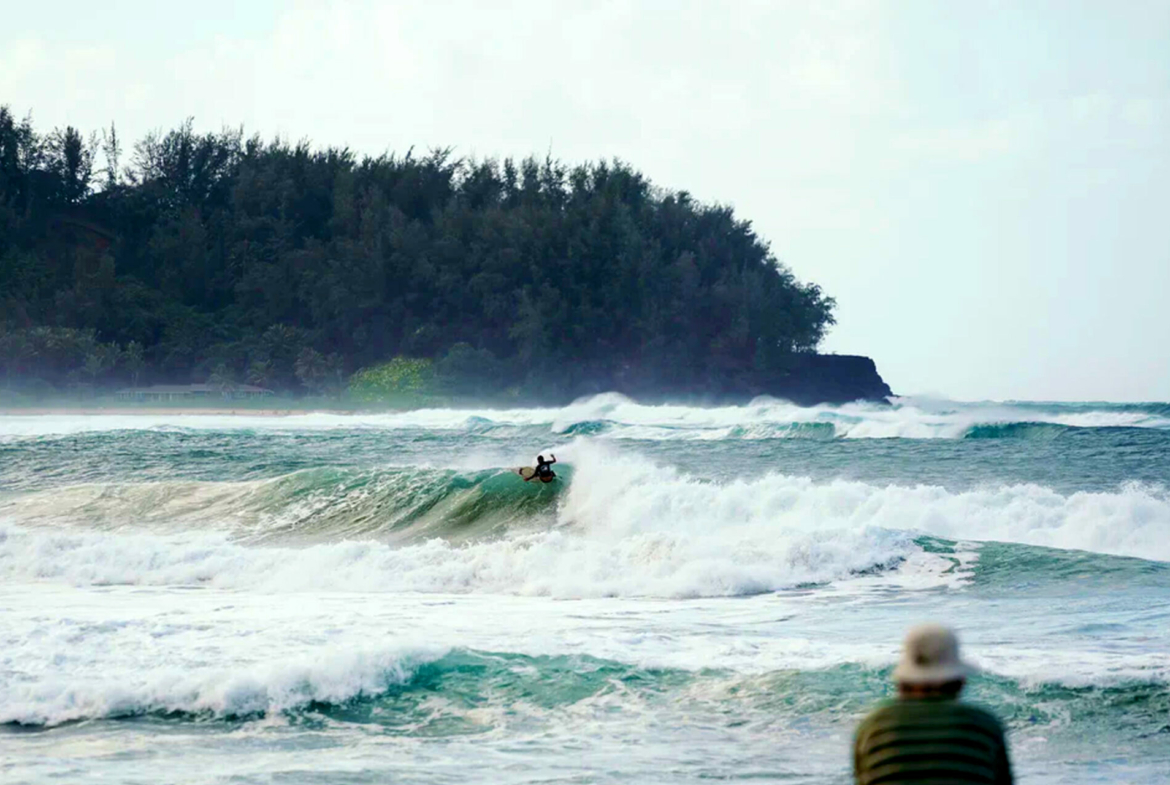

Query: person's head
[[537, 455, 545, 463], [892, 624, 972, 699]]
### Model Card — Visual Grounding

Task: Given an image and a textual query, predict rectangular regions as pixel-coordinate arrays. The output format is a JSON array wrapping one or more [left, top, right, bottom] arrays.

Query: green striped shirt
[[853, 698, 1013, 785]]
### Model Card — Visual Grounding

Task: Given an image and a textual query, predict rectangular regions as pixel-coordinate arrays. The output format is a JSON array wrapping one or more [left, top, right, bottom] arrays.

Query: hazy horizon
[[4, 0, 1168, 402]]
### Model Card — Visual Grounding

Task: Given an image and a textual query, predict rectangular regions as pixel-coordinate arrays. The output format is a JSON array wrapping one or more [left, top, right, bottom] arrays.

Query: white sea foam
[[2, 442, 1167, 602], [3, 393, 1168, 441], [0, 477, 285, 531], [0, 639, 443, 726], [558, 441, 1170, 561], [0, 521, 917, 598], [2, 583, 1164, 729]]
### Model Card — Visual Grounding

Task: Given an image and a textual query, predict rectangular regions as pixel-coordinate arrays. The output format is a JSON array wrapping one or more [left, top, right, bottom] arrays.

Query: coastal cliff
[[563, 353, 893, 406], [763, 353, 893, 405]]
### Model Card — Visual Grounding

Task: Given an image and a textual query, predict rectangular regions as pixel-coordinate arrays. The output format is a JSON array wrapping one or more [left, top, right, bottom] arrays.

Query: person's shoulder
[[855, 700, 902, 733], [859, 699, 1004, 730], [957, 701, 1008, 733], [863, 699, 901, 717]]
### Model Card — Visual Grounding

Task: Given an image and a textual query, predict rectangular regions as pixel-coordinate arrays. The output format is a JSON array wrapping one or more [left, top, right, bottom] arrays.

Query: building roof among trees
[[116, 384, 272, 395]]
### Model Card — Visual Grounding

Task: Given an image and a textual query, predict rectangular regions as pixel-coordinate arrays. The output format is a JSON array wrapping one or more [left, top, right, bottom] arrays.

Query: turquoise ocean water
[[1, 395, 1168, 783]]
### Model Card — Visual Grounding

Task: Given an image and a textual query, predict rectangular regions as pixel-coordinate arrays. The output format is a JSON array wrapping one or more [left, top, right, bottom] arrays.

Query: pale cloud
[[892, 114, 1036, 163], [0, 39, 47, 92], [1121, 97, 1161, 129], [2, 0, 1167, 400]]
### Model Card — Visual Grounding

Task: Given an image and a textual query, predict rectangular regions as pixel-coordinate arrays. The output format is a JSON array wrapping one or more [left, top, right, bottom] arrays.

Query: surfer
[[529, 454, 557, 482]]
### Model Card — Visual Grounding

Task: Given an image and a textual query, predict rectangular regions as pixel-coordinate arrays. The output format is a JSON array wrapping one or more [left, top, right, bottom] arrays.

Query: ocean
[[2, 394, 1168, 783]]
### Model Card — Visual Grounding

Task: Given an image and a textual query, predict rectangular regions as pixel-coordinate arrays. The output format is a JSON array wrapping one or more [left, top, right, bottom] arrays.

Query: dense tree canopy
[[0, 109, 836, 401]]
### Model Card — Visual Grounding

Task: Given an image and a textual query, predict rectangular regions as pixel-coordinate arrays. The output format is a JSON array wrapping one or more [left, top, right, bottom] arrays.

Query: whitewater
[[2, 395, 1168, 784]]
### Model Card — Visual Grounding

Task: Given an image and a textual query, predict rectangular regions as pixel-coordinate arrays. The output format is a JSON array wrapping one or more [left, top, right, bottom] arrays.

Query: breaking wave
[[0, 644, 445, 726], [4, 394, 1170, 442], [0, 519, 923, 598], [962, 422, 1073, 440], [4, 646, 1166, 732], [2, 442, 1168, 601], [0, 465, 563, 543]]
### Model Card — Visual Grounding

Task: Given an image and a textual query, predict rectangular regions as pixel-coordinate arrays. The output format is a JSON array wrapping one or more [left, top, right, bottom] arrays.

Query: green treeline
[[0, 108, 835, 402]]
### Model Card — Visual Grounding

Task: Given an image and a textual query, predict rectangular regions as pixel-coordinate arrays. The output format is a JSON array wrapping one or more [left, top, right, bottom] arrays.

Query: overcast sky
[[4, 0, 1168, 401]]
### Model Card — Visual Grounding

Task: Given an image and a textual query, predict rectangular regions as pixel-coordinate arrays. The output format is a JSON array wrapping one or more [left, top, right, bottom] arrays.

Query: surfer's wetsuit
[[534, 454, 557, 481]]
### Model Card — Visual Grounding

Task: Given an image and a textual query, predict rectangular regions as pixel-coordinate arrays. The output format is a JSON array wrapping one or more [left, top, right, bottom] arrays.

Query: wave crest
[[6, 646, 1166, 732], [0, 465, 562, 543], [4, 393, 1170, 442], [2, 442, 1167, 602]]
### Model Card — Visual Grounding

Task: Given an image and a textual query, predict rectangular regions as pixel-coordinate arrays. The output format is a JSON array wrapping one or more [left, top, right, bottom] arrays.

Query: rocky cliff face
[[558, 353, 893, 407], [761, 354, 894, 405]]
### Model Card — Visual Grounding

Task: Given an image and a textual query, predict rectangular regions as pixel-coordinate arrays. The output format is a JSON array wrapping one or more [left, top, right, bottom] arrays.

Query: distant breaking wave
[[962, 422, 1073, 440], [3, 393, 1170, 442]]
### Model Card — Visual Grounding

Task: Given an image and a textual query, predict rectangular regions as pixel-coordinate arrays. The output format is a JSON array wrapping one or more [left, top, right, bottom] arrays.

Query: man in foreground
[[854, 624, 1013, 784]]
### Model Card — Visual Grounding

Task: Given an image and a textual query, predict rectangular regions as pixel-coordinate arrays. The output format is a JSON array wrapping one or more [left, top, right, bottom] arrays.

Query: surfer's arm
[[549, 455, 557, 464]]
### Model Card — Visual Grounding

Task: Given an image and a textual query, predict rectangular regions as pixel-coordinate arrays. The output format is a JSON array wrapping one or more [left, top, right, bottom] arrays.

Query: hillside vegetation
[[0, 109, 837, 402]]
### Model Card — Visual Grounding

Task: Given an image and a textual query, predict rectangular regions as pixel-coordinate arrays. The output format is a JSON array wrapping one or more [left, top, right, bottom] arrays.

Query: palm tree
[[208, 363, 238, 397], [123, 341, 145, 387], [245, 359, 274, 389]]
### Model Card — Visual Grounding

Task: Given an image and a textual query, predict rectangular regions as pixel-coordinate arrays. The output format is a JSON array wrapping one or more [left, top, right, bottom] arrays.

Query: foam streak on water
[[1, 397, 1168, 784]]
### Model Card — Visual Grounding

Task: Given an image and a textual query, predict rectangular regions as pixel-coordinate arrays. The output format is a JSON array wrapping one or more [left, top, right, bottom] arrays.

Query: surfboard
[[518, 467, 555, 483]]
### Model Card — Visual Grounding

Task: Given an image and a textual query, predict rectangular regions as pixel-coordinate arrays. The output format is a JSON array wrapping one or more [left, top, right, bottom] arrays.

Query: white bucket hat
[[891, 624, 973, 685]]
